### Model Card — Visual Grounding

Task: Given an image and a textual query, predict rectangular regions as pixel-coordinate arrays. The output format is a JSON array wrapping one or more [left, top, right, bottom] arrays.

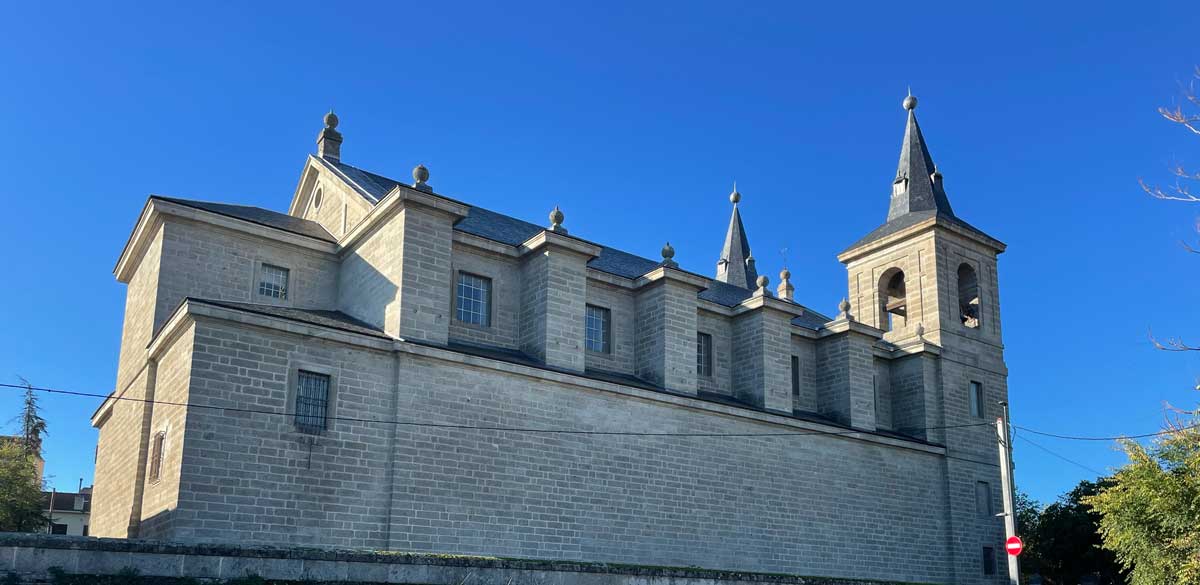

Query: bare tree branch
[[1148, 329, 1200, 352], [1139, 177, 1200, 202]]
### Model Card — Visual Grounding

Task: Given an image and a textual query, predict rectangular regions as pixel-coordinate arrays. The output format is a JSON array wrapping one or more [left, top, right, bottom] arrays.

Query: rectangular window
[[697, 333, 713, 377], [50, 523, 68, 535], [982, 546, 996, 575], [148, 431, 165, 483], [455, 272, 492, 326], [295, 370, 331, 434], [969, 381, 984, 418], [258, 263, 290, 300], [584, 305, 611, 353], [791, 356, 800, 398], [976, 481, 993, 518]]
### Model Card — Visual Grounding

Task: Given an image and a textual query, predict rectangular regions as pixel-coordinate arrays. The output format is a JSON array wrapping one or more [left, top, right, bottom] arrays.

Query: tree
[[1084, 66, 1200, 585], [17, 377, 47, 457], [1086, 425, 1200, 585], [0, 439, 45, 532], [1033, 480, 1127, 585]]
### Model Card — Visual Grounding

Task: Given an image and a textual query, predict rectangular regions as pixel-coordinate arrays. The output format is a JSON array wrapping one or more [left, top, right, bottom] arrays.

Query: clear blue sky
[[0, 1, 1197, 506]]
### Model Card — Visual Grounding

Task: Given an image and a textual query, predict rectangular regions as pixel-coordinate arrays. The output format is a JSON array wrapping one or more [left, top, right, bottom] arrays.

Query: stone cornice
[[633, 266, 709, 291], [837, 215, 1005, 264], [518, 230, 602, 259], [820, 317, 885, 339], [339, 184, 470, 255], [733, 293, 807, 318], [114, 198, 340, 283]]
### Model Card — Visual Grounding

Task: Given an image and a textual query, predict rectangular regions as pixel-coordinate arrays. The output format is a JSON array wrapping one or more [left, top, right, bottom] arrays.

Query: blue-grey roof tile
[[153, 196, 336, 243]]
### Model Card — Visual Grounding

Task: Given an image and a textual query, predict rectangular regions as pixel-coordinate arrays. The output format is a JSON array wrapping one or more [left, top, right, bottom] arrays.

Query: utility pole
[[997, 401, 1020, 585]]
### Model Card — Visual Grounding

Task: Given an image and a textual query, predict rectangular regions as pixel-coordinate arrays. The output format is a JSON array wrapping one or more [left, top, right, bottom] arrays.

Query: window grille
[[969, 381, 984, 418], [258, 264, 290, 300], [295, 371, 330, 434], [148, 431, 165, 483], [791, 356, 801, 397], [976, 481, 993, 517], [585, 305, 611, 353], [455, 272, 492, 326], [697, 333, 713, 377]]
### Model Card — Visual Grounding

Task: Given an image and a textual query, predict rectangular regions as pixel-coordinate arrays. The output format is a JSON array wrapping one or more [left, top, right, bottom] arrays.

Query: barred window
[[697, 332, 713, 377], [969, 381, 984, 418], [258, 264, 290, 300], [148, 431, 165, 483], [791, 356, 800, 397], [976, 481, 993, 518], [585, 305, 611, 353], [295, 371, 330, 434], [455, 272, 491, 326]]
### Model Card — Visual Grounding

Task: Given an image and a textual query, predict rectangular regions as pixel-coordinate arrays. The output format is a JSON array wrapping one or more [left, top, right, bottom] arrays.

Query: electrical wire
[[1013, 421, 1200, 442], [1013, 431, 1106, 477], [1, 382, 991, 439]]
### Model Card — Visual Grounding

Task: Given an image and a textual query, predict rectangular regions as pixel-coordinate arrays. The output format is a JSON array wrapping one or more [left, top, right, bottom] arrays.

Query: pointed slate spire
[[716, 183, 759, 288], [887, 93, 955, 222]]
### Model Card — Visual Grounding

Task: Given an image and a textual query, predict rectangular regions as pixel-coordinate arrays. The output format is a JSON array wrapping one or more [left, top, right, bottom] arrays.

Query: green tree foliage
[[1086, 422, 1200, 585], [1020, 480, 1127, 585], [0, 439, 46, 531], [18, 377, 47, 456]]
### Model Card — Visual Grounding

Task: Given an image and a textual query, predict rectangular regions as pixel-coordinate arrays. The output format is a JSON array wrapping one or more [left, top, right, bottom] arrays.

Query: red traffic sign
[[1006, 536, 1024, 556]]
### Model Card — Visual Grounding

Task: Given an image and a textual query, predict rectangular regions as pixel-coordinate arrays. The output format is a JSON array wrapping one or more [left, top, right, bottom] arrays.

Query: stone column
[[518, 231, 600, 373], [731, 287, 806, 414], [816, 316, 884, 431], [633, 266, 706, 394]]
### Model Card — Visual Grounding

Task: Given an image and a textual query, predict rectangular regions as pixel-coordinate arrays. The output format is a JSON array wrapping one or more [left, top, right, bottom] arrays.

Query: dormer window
[[892, 176, 908, 197], [258, 264, 289, 301]]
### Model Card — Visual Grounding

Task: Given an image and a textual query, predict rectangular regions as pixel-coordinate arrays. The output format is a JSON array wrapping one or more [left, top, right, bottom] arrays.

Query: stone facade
[[91, 101, 1011, 584]]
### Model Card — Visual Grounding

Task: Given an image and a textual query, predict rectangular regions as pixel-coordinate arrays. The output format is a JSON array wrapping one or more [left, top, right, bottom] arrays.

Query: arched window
[[958, 263, 980, 328], [878, 268, 907, 331]]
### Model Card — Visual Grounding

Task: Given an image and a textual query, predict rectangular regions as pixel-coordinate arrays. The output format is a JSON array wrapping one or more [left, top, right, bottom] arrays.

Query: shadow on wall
[[135, 507, 176, 541], [338, 246, 400, 334]]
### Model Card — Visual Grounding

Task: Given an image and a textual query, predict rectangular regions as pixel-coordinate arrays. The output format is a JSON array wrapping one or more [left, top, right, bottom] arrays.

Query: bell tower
[[838, 94, 1010, 583], [837, 93, 1005, 348]]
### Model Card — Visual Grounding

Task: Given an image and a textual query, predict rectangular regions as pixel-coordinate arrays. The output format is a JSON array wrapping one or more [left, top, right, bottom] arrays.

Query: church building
[[91, 95, 1010, 584]]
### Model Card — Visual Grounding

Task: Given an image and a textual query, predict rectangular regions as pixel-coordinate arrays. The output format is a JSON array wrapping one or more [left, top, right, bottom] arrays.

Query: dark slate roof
[[888, 108, 954, 221], [331, 161, 402, 202], [845, 103, 999, 251], [716, 203, 757, 288], [318, 160, 835, 320], [190, 299, 390, 339], [841, 210, 998, 254], [154, 196, 336, 243]]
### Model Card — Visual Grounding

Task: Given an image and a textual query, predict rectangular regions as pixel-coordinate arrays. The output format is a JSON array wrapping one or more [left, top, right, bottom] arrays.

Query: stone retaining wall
[[0, 534, 930, 585]]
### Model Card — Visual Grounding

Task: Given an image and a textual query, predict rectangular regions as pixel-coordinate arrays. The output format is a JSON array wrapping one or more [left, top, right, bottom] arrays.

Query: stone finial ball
[[324, 110, 339, 129], [550, 206, 564, 226], [779, 268, 791, 280], [413, 164, 430, 184], [903, 94, 918, 111], [661, 242, 675, 260], [756, 275, 769, 289], [839, 298, 851, 313]]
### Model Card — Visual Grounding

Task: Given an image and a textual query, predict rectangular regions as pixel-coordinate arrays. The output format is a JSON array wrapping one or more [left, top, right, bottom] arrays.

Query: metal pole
[[46, 488, 55, 534], [997, 402, 1020, 585]]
